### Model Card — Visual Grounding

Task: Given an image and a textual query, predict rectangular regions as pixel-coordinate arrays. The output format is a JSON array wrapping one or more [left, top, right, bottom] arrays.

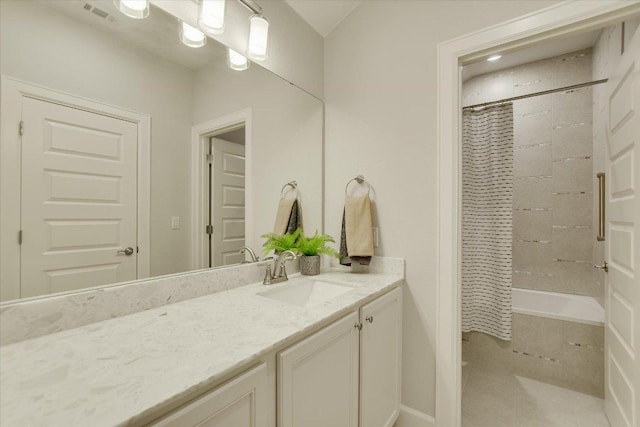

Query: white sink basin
[[258, 279, 355, 308]]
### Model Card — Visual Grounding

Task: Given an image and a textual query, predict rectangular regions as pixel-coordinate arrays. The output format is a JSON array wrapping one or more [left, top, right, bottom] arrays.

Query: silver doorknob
[[117, 247, 134, 256], [594, 261, 608, 273]]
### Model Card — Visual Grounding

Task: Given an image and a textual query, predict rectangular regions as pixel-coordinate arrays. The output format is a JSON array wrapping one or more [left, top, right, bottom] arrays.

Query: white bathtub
[[512, 288, 604, 327]]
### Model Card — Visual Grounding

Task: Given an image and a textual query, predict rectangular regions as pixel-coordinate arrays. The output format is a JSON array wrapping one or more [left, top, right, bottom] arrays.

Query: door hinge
[[137, 246, 139, 253], [206, 225, 213, 235], [206, 154, 213, 164], [19, 121, 24, 136], [18, 230, 22, 245]]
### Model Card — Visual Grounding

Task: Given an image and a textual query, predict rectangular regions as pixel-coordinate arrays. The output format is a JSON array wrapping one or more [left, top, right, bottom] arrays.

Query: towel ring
[[345, 175, 371, 195], [280, 181, 299, 199]]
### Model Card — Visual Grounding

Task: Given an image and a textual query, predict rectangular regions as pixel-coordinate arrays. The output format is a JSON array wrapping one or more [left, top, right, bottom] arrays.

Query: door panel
[[278, 312, 359, 427], [21, 97, 138, 297], [211, 137, 245, 267], [152, 363, 268, 427], [604, 26, 639, 427], [360, 287, 402, 427]]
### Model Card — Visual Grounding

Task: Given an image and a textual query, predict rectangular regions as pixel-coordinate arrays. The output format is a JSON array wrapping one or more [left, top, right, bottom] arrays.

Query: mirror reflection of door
[[207, 129, 246, 268], [21, 97, 138, 297]]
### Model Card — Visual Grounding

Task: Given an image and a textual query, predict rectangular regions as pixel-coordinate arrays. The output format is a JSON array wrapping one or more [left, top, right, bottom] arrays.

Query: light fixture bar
[[237, 0, 262, 15]]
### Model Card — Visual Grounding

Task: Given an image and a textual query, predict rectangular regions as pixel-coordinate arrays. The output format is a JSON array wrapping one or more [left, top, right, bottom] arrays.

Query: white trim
[[0, 76, 151, 301], [191, 109, 252, 270], [396, 405, 435, 427], [435, 2, 640, 426]]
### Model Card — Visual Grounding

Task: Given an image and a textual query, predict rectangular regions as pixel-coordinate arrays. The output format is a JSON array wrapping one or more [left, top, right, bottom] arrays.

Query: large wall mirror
[[0, 0, 323, 302]]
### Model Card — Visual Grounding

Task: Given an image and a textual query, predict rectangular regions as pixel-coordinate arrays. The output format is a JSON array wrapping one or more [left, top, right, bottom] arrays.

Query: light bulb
[[247, 14, 269, 60], [199, 0, 225, 35], [487, 54, 502, 62], [114, 0, 149, 19], [228, 48, 249, 71], [180, 21, 206, 48]]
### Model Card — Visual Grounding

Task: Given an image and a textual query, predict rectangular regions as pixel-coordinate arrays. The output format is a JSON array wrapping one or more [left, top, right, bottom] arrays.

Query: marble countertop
[[0, 269, 402, 426]]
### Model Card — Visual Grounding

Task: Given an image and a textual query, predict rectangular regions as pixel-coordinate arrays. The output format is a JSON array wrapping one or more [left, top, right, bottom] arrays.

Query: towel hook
[[280, 181, 298, 198], [345, 174, 371, 195]]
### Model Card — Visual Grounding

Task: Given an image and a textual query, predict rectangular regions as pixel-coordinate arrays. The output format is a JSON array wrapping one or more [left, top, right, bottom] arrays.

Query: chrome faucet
[[240, 246, 259, 263], [262, 250, 297, 285]]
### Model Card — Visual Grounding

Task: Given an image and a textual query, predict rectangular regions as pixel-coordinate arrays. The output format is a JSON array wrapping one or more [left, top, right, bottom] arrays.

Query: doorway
[[206, 128, 246, 268], [0, 77, 151, 301], [436, 3, 640, 426], [191, 109, 252, 271]]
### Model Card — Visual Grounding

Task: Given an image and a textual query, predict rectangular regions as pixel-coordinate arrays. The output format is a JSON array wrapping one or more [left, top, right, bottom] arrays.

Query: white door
[[211, 137, 245, 267], [604, 28, 640, 427], [21, 97, 138, 297], [278, 312, 360, 427], [152, 363, 268, 427], [360, 287, 402, 427]]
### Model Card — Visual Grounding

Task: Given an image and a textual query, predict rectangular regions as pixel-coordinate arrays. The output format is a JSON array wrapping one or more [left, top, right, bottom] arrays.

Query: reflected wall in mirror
[[0, 0, 323, 302]]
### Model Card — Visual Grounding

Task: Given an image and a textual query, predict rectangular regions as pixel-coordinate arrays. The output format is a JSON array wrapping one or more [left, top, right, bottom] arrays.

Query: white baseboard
[[395, 405, 435, 427]]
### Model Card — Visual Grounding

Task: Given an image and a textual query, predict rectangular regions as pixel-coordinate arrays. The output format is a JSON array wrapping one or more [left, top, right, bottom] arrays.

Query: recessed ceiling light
[[487, 54, 502, 62]]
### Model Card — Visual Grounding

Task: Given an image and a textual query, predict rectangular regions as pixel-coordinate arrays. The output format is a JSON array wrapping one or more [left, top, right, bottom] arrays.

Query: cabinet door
[[278, 312, 360, 427], [152, 363, 268, 427], [360, 287, 402, 427]]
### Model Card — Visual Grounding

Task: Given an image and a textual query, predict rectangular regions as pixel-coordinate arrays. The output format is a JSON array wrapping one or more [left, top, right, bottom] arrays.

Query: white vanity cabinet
[[278, 287, 402, 427], [148, 286, 402, 427], [151, 363, 269, 427]]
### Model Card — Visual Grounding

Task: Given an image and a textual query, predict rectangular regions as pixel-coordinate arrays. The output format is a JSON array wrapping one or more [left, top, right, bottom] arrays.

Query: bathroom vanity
[[0, 260, 403, 427]]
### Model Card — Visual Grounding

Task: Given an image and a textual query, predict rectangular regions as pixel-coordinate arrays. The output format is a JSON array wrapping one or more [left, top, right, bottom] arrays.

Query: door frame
[[435, 2, 640, 426], [0, 76, 151, 301], [191, 108, 252, 270]]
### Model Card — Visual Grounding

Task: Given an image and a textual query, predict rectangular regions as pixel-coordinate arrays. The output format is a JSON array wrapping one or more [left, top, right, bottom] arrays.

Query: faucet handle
[[263, 264, 273, 285]]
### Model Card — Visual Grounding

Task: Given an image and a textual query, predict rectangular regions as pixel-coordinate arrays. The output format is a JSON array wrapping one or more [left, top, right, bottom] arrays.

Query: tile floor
[[462, 360, 610, 427]]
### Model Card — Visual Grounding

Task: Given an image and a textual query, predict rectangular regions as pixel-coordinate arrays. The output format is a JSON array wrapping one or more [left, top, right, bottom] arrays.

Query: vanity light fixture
[[247, 14, 269, 60], [114, 0, 149, 19], [487, 54, 502, 62], [198, 0, 226, 35], [228, 48, 249, 71], [180, 21, 207, 48]]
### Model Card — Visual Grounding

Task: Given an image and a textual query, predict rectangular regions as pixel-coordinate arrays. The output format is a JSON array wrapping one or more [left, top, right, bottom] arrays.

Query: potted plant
[[296, 231, 339, 276], [261, 228, 302, 255]]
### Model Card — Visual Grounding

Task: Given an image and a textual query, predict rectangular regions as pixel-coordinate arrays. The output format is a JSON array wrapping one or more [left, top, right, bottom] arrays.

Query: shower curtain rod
[[462, 78, 608, 110]]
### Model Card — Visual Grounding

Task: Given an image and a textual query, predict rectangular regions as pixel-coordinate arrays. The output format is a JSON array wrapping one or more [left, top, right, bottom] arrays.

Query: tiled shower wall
[[463, 48, 599, 299]]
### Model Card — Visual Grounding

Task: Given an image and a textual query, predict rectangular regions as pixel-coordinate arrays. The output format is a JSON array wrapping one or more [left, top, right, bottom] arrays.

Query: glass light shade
[[198, 0, 225, 35], [180, 21, 207, 48], [247, 14, 269, 60], [228, 48, 249, 71], [114, 0, 149, 19]]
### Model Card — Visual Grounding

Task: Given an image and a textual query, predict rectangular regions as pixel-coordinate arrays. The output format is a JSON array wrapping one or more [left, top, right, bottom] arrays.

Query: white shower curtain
[[461, 104, 513, 341]]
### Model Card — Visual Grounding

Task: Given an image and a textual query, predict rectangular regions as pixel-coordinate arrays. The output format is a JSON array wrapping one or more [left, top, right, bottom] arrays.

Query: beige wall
[[0, 0, 194, 279], [192, 61, 323, 252], [324, 0, 562, 419]]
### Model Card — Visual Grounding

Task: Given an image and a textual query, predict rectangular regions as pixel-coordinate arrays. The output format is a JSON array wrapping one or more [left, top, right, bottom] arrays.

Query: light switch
[[372, 227, 379, 247], [171, 216, 180, 229]]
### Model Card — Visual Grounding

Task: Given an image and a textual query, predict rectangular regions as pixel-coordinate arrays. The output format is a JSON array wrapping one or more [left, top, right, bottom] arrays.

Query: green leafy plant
[[296, 231, 339, 258], [261, 228, 302, 254]]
